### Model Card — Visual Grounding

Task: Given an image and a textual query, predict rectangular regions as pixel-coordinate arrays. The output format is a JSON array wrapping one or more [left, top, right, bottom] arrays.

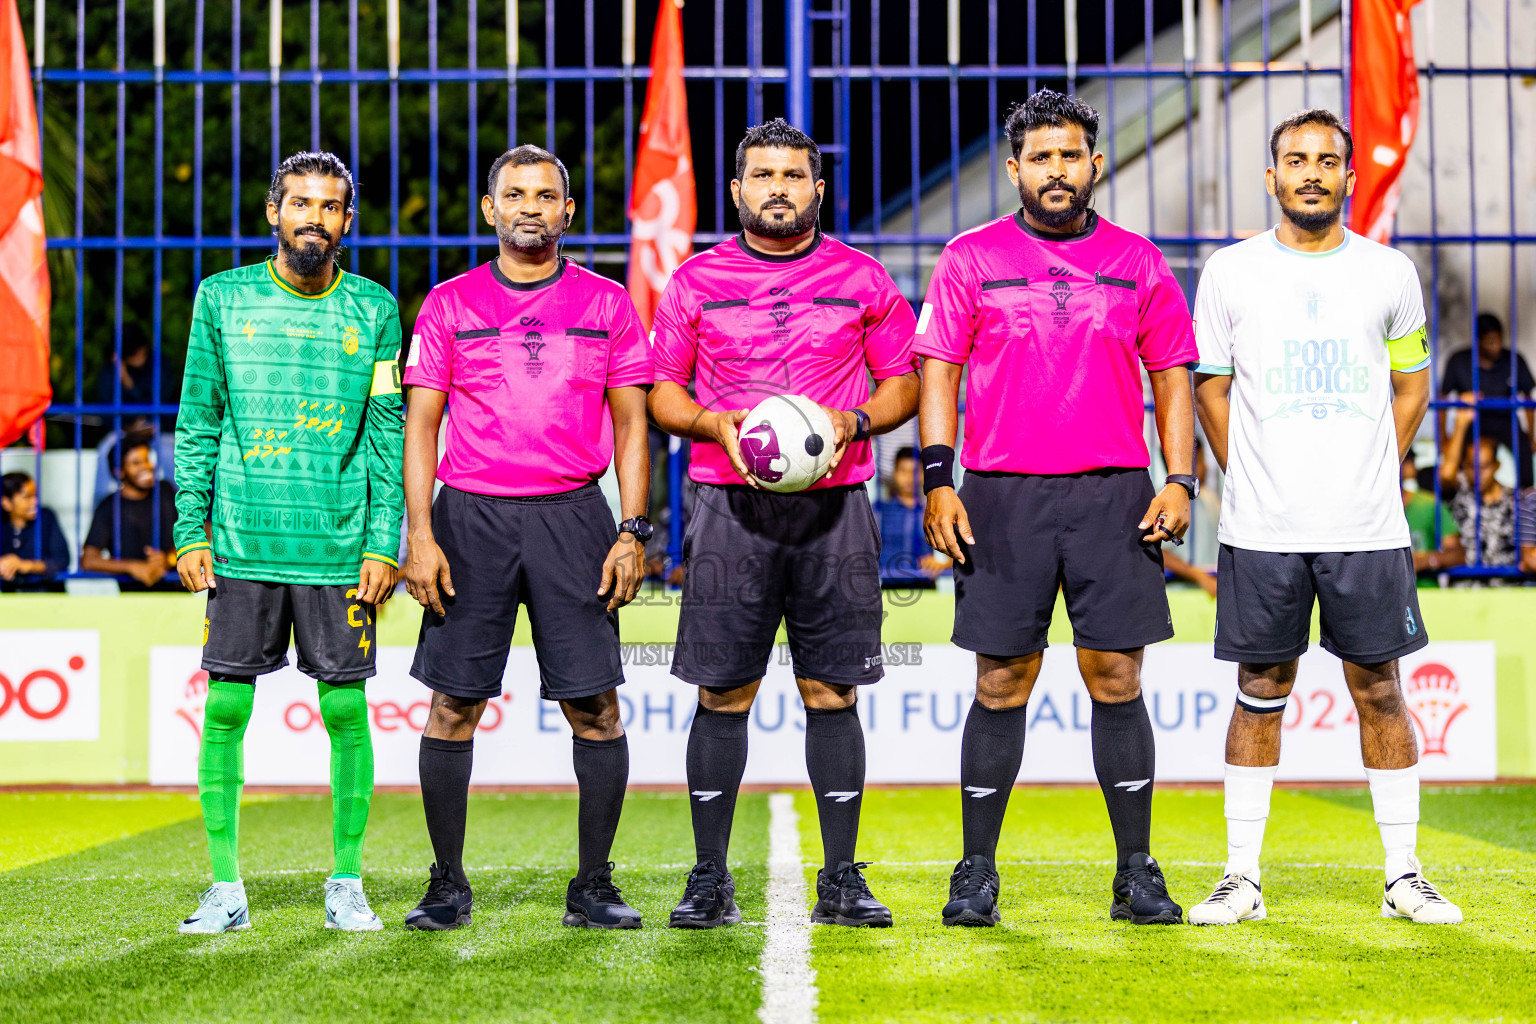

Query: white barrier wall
[[145, 642, 1497, 786]]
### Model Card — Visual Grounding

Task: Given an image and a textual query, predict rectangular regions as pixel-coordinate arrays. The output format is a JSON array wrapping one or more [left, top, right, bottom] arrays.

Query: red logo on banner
[[1405, 662, 1469, 756], [0, 654, 84, 723]]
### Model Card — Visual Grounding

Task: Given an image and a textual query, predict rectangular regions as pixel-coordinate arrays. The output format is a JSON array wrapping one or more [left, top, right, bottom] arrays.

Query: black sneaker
[[563, 862, 642, 929], [811, 861, 892, 927], [404, 862, 473, 931], [942, 854, 1001, 927], [1111, 852, 1183, 925], [669, 859, 741, 929]]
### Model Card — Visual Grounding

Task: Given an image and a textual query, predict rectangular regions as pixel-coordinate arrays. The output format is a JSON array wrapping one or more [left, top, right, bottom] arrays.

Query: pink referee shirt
[[403, 259, 653, 497], [651, 232, 919, 489], [915, 211, 1196, 475]]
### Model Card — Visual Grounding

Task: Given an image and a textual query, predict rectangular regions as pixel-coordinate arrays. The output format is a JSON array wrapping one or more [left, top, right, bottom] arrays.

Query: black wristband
[[920, 444, 956, 493]]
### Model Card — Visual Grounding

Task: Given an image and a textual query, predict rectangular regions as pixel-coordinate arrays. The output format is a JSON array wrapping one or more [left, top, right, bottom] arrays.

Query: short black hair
[[735, 118, 822, 181], [267, 151, 355, 212], [1477, 312, 1504, 340], [893, 446, 917, 462], [486, 145, 570, 200], [108, 435, 153, 476], [1, 471, 32, 502], [1004, 89, 1100, 159], [1269, 109, 1353, 167]]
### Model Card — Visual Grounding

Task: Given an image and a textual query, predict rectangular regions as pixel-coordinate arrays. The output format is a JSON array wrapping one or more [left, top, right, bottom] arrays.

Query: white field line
[[758, 792, 816, 1024]]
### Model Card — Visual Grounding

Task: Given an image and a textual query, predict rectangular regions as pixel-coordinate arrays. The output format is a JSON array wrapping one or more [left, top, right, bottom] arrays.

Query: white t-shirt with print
[[1193, 229, 1430, 552]]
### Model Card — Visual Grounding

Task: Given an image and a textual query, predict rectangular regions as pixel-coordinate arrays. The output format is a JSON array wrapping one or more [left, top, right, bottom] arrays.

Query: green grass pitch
[[0, 786, 1532, 1023]]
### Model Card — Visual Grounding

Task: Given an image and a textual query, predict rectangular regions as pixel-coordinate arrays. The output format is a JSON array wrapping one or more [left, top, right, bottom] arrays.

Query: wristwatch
[[618, 516, 654, 542], [1165, 473, 1200, 499], [851, 408, 872, 444]]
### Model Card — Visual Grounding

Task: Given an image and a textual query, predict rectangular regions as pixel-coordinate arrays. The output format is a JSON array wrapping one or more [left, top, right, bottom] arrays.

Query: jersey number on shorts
[[344, 588, 375, 656]]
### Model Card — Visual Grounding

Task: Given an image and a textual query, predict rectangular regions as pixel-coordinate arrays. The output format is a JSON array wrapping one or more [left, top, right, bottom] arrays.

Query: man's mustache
[[1294, 186, 1330, 195], [1039, 180, 1077, 196]]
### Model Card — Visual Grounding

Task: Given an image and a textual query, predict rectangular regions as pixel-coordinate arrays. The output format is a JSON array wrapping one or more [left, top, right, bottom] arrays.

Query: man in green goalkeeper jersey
[[172, 151, 405, 934]]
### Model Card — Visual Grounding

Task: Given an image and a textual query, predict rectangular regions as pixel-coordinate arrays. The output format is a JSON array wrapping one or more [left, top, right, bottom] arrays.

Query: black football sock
[[418, 736, 474, 884], [804, 704, 867, 870], [685, 705, 750, 868], [573, 733, 630, 882], [959, 700, 1029, 862], [1091, 694, 1157, 870]]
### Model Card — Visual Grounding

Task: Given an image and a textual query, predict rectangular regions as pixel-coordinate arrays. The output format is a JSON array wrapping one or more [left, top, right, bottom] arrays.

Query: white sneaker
[[179, 880, 251, 934], [1188, 873, 1266, 925], [324, 876, 383, 931], [1382, 860, 1462, 924]]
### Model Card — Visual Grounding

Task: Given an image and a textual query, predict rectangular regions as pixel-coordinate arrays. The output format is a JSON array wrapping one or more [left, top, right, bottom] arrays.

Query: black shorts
[[672, 482, 883, 689], [410, 483, 623, 703], [201, 576, 377, 681], [1214, 544, 1429, 664], [951, 469, 1173, 656]]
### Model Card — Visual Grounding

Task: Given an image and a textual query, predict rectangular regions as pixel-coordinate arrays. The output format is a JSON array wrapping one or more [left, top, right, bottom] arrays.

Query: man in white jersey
[[1188, 110, 1461, 926]]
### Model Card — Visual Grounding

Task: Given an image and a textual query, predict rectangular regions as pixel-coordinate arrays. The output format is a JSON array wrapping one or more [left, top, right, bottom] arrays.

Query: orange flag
[[1349, 0, 1421, 242], [0, 0, 48, 447], [627, 0, 695, 330]]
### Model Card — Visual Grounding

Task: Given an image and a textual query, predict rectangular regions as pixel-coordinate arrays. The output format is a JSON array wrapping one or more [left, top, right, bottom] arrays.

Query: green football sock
[[198, 680, 255, 883], [318, 681, 373, 878]]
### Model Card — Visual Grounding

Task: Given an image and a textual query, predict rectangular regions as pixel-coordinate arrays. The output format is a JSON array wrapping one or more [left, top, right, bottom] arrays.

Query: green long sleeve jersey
[[173, 258, 405, 585]]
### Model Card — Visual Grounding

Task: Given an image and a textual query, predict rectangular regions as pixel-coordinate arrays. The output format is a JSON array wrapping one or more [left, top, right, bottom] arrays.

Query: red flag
[[0, 0, 48, 448], [1349, 0, 1421, 242], [628, 0, 695, 330]]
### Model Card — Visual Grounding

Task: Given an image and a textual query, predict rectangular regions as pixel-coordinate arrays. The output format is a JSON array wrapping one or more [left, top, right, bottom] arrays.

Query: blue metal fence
[[5, 0, 1532, 590]]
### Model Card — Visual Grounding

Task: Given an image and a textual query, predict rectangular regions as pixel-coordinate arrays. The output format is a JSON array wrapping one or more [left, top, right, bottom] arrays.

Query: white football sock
[[1223, 763, 1277, 883], [1365, 764, 1419, 883]]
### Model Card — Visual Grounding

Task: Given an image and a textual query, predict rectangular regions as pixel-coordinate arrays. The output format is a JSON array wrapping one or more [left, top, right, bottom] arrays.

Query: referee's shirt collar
[[1012, 208, 1100, 243], [733, 230, 823, 263]]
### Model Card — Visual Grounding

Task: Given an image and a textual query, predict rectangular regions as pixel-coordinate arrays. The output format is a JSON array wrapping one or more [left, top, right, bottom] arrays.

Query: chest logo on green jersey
[[1262, 337, 1372, 421], [342, 325, 361, 355]]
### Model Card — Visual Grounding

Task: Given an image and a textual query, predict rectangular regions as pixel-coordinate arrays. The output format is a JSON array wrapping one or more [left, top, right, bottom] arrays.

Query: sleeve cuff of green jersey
[[362, 551, 399, 569], [175, 541, 211, 558], [1194, 362, 1234, 375]]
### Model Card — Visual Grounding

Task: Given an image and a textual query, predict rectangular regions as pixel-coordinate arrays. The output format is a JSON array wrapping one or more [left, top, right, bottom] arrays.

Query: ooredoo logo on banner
[[0, 630, 101, 742], [148, 640, 1496, 785]]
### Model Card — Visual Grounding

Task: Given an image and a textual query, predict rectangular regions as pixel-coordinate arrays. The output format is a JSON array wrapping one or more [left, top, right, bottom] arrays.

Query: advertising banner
[[147, 641, 1496, 785], [0, 630, 100, 742]]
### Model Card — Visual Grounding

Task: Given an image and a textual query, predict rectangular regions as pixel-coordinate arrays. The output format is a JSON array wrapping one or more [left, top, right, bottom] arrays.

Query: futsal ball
[[738, 393, 836, 493]]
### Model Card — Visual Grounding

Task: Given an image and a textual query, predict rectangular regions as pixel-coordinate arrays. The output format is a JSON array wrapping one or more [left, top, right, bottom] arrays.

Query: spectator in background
[[95, 333, 157, 408], [1402, 452, 1463, 585], [1162, 437, 1221, 596], [1520, 487, 1536, 577], [878, 446, 944, 587], [1440, 312, 1534, 487], [1441, 413, 1517, 584], [80, 439, 180, 591], [1, 472, 70, 592]]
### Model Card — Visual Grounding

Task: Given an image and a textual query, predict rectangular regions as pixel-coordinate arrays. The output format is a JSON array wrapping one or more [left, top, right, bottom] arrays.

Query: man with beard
[[401, 146, 654, 930], [173, 151, 404, 933], [917, 89, 1196, 927], [649, 119, 919, 929], [1187, 110, 1460, 925]]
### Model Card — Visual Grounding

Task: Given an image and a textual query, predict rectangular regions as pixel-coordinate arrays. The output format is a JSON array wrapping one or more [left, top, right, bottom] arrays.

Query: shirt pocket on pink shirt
[[810, 297, 866, 360], [451, 327, 504, 392], [566, 328, 610, 390], [975, 278, 1033, 348], [1092, 272, 1139, 345], [698, 298, 752, 353]]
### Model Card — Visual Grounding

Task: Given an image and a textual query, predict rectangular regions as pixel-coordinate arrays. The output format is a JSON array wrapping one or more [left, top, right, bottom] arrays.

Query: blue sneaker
[[179, 880, 250, 935]]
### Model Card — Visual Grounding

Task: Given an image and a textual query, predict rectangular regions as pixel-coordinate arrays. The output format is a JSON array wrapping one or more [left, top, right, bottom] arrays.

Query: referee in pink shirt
[[649, 120, 919, 930], [400, 146, 654, 931], [918, 91, 1198, 928]]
